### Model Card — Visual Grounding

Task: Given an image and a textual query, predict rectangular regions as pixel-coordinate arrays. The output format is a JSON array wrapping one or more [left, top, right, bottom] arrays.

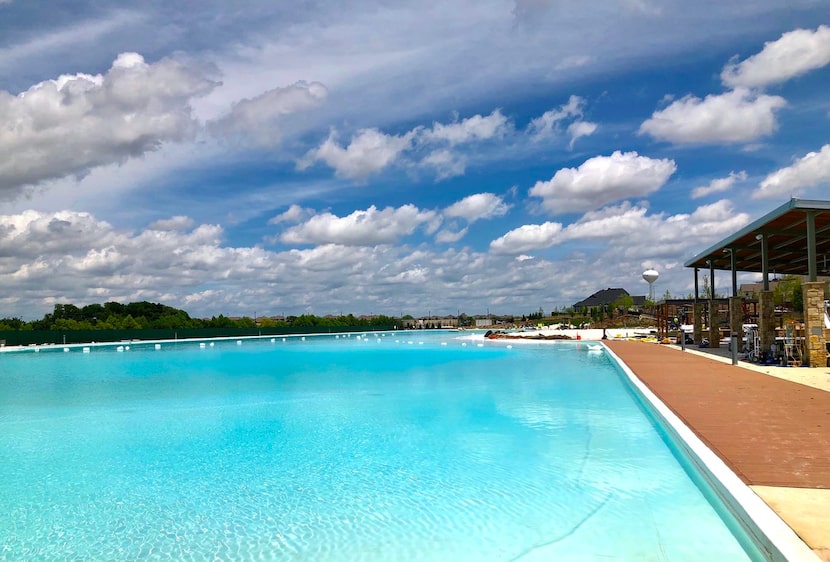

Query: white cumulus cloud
[[489, 199, 750, 265], [0, 209, 290, 316], [638, 89, 786, 144], [443, 193, 511, 222], [268, 204, 312, 225], [435, 226, 469, 244], [561, 202, 653, 241], [528, 150, 676, 214], [147, 216, 195, 231], [280, 205, 438, 246], [422, 149, 466, 180], [754, 144, 830, 199], [691, 171, 747, 199], [489, 221, 564, 254], [0, 52, 218, 195], [527, 96, 586, 140], [210, 81, 327, 144], [424, 110, 509, 145], [721, 25, 830, 88], [298, 128, 417, 180], [567, 121, 598, 149]]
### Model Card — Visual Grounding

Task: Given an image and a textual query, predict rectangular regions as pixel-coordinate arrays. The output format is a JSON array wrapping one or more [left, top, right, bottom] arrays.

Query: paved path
[[606, 340, 830, 560], [606, 340, 830, 487]]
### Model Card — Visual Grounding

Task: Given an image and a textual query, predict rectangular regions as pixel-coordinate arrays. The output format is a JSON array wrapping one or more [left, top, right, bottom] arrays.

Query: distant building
[[573, 288, 646, 310], [738, 280, 781, 299], [739, 276, 829, 302], [404, 315, 459, 329]]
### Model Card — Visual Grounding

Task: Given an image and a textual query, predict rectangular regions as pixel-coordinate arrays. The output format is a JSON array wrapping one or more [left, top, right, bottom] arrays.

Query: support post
[[730, 296, 743, 353], [708, 261, 719, 348], [802, 281, 827, 367], [759, 234, 769, 291], [709, 300, 720, 348], [806, 211, 817, 282], [759, 290, 776, 358], [694, 268, 699, 301], [693, 302, 704, 345]]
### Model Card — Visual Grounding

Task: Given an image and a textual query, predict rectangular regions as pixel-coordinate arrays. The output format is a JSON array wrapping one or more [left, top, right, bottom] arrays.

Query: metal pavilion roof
[[684, 198, 830, 277]]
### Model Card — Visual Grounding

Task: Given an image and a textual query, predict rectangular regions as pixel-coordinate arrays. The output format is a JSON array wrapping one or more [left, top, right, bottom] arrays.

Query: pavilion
[[684, 198, 830, 367]]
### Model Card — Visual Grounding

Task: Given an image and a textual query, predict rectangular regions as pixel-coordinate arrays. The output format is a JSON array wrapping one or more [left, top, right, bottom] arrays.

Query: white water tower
[[643, 269, 659, 302]]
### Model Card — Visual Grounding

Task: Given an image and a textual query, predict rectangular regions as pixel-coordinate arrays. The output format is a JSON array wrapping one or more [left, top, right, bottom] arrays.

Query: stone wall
[[759, 290, 775, 353], [708, 300, 720, 348], [802, 281, 828, 368], [693, 302, 703, 344]]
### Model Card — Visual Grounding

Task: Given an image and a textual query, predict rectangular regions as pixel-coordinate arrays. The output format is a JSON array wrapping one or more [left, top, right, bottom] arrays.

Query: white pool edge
[[0, 330, 400, 353], [603, 344, 818, 562]]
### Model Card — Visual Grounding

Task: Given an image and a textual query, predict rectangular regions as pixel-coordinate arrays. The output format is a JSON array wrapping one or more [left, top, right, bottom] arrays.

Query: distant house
[[573, 288, 646, 310], [738, 280, 780, 299], [404, 316, 459, 329], [738, 276, 829, 300]]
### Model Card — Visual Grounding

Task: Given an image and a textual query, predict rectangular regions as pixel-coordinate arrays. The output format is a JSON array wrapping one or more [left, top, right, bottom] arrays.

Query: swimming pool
[[0, 332, 764, 560]]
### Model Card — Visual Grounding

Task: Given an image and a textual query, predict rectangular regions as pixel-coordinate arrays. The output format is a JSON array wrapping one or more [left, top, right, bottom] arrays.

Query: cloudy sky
[[0, 1, 828, 320]]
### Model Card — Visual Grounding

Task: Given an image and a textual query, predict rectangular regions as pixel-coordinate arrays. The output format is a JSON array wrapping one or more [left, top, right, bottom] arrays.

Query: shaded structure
[[685, 198, 830, 366], [655, 298, 759, 346]]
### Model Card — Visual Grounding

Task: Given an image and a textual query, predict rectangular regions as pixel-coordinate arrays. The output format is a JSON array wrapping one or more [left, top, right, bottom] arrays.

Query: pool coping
[[603, 344, 818, 562]]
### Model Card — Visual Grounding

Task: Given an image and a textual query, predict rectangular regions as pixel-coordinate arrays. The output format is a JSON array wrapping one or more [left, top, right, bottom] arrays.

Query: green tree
[[773, 275, 802, 312], [613, 294, 634, 315], [119, 314, 143, 330], [81, 303, 105, 323]]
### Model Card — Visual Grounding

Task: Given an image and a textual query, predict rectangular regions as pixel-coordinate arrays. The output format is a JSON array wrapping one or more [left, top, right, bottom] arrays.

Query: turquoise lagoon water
[[0, 332, 763, 561]]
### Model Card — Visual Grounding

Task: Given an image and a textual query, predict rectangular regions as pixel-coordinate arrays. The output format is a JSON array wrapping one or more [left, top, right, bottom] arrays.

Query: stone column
[[693, 302, 703, 344], [730, 296, 744, 352], [759, 290, 776, 355], [802, 281, 827, 368], [708, 300, 720, 348]]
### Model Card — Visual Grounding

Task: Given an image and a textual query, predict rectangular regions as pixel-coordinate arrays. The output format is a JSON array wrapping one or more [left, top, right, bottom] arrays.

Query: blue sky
[[0, 0, 829, 319]]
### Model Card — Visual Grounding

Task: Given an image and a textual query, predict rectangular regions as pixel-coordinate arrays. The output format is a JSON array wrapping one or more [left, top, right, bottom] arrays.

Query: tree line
[[0, 301, 400, 331]]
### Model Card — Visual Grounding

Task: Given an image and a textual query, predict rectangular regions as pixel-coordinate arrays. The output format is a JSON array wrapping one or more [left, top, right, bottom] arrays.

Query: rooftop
[[685, 198, 830, 277]]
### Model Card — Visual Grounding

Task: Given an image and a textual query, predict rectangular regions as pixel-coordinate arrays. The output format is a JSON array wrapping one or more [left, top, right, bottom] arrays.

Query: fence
[[0, 324, 397, 347]]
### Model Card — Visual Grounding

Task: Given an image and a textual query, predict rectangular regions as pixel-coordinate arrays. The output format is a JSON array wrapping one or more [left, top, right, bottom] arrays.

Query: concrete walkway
[[606, 340, 830, 561]]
